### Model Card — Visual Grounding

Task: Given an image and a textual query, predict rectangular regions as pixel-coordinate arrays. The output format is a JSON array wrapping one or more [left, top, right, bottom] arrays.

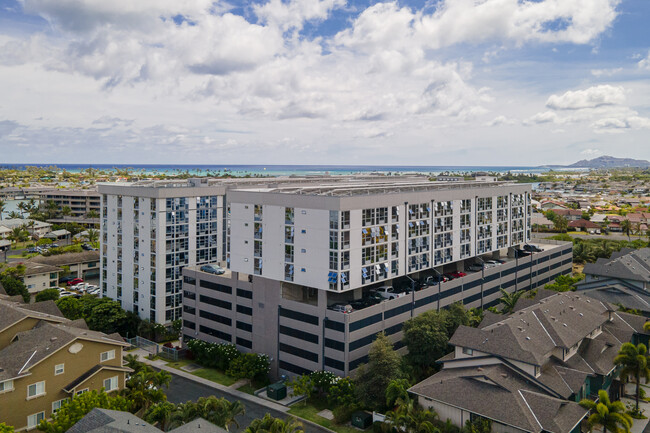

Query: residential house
[[567, 219, 601, 234], [28, 251, 100, 280], [69, 408, 226, 433], [540, 200, 569, 211], [0, 298, 131, 431], [21, 261, 62, 294], [409, 291, 648, 433], [552, 209, 583, 221], [0, 219, 52, 238], [531, 213, 554, 230]]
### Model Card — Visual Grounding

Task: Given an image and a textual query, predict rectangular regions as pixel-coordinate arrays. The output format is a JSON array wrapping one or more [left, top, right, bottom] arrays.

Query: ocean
[[0, 163, 568, 176]]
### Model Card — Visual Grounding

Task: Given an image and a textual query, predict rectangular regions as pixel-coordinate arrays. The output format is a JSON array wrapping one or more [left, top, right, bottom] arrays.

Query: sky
[[0, 0, 649, 166]]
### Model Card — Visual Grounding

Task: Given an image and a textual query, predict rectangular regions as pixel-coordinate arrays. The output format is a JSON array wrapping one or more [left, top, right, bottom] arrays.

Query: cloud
[[253, 0, 346, 32], [590, 68, 622, 77], [92, 116, 134, 127], [524, 111, 560, 125], [0, 120, 20, 137], [580, 148, 602, 157], [545, 85, 625, 110], [638, 50, 650, 70], [484, 115, 515, 127]]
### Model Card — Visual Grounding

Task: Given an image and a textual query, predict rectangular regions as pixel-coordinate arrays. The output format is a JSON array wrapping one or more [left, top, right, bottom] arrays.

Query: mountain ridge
[[566, 155, 650, 168]]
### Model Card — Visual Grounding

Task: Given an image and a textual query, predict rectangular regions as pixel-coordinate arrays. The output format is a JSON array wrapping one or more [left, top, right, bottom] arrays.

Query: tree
[[7, 226, 28, 243], [56, 296, 82, 320], [84, 298, 128, 334], [327, 377, 356, 407], [385, 378, 411, 408], [191, 396, 245, 431], [7, 211, 22, 219], [384, 399, 440, 433], [86, 228, 99, 244], [553, 215, 568, 233], [38, 390, 131, 433], [544, 274, 584, 292], [124, 369, 171, 412], [354, 332, 402, 410], [86, 209, 100, 219], [35, 288, 60, 302], [0, 423, 14, 433], [498, 288, 524, 314], [245, 414, 303, 433], [614, 343, 650, 413], [0, 275, 29, 303], [580, 389, 632, 433], [0, 199, 5, 221], [144, 401, 177, 432], [621, 220, 632, 241], [61, 206, 72, 217], [402, 311, 450, 379]]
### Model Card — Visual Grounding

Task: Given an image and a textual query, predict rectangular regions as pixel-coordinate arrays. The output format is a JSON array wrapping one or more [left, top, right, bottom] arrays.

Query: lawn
[[288, 399, 362, 433], [163, 358, 238, 386]]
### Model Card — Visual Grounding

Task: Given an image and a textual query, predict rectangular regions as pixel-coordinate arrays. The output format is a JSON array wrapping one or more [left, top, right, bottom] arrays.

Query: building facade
[[99, 179, 228, 323], [182, 179, 575, 378], [38, 189, 101, 218]]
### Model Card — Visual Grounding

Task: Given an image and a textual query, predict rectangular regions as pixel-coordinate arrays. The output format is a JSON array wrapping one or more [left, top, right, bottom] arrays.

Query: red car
[[444, 271, 467, 280], [67, 278, 84, 286]]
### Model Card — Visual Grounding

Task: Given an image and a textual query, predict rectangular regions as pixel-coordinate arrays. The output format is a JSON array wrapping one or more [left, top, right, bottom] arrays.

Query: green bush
[[332, 404, 359, 424], [35, 288, 60, 302]]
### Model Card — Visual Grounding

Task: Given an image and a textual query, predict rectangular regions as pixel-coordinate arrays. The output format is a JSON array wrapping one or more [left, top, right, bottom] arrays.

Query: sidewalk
[[130, 349, 290, 414]]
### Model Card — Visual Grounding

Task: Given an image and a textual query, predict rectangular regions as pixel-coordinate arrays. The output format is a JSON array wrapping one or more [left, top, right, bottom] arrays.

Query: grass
[[237, 383, 257, 395], [162, 358, 238, 386], [288, 399, 363, 433]]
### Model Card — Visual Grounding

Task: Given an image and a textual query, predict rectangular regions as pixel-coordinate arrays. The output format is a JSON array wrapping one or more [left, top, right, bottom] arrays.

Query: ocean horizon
[[0, 163, 577, 176]]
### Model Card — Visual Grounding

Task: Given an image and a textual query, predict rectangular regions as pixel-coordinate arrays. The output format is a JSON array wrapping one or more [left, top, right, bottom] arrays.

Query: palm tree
[[7, 226, 29, 243], [614, 342, 650, 412], [144, 401, 177, 432], [86, 228, 99, 244], [7, 211, 22, 219], [124, 353, 144, 373], [123, 370, 168, 413], [61, 206, 72, 217], [0, 199, 5, 221], [580, 389, 632, 433], [384, 399, 440, 433], [498, 288, 524, 314], [86, 209, 100, 219], [195, 396, 245, 431], [245, 414, 303, 433], [621, 219, 632, 241]]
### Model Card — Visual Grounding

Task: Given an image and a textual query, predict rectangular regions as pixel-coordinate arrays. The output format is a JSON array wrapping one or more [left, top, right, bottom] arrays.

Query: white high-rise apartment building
[[99, 179, 227, 323]]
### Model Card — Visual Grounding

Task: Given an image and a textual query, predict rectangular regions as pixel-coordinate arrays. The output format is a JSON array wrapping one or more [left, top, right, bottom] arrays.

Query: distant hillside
[[568, 155, 650, 168]]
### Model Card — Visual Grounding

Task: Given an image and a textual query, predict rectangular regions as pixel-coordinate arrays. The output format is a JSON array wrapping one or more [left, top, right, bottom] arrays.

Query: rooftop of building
[[28, 250, 100, 267], [0, 320, 128, 381], [233, 178, 520, 197], [0, 298, 67, 333], [583, 248, 650, 283], [0, 218, 51, 229], [21, 260, 63, 276], [68, 408, 226, 433], [409, 363, 588, 433]]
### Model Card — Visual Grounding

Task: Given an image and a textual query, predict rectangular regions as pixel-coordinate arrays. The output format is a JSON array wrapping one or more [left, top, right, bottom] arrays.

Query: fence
[[125, 336, 159, 356], [160, 345, 186, 362]]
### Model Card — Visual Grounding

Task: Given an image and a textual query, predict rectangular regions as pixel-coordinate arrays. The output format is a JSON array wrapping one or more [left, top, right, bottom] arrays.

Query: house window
[[100, 350, 116, 362], [27, 381, 45, 398], [103, 376, 119, 392], [462, 347, 473, 356], [54, 364, 64, 375], [52, 398, 68, 413], [76, 388, 89, 396], [0, 379, 13, 392], [27, 412, 45, 429]]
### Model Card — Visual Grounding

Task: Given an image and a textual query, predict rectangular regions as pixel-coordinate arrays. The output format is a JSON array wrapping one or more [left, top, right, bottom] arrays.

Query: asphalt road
[[164, 373, 323, 433]]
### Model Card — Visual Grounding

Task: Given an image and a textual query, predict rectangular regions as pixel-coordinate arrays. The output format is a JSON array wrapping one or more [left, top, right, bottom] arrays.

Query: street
[[164, 373, 324, 433]]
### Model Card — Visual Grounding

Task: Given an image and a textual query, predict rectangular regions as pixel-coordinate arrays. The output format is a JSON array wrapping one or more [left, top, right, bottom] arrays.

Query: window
[[54, 364, 64, 375], [76, 388, 89, 396], [52, 399, 68, 413], [104, 376, 119, 392], [27, 381, 45, 398], [27, 412, 45, 429], [0, 379, 13, 392], [462, 347, 473, 356], [100, 350, 116, 362]]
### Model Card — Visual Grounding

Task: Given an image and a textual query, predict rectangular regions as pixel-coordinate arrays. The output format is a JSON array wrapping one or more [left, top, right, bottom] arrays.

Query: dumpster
[[351, 411, 373, 429], [267, 382, 287, 400]]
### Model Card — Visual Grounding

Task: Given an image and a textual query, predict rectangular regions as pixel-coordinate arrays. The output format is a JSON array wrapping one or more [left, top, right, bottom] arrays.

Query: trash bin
[[351, 411, 373, 429], [267, 382, 287, 400]]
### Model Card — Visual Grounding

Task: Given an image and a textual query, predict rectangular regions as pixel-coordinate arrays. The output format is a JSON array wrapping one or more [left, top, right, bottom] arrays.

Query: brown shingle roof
[[28, 250, 100, 267]]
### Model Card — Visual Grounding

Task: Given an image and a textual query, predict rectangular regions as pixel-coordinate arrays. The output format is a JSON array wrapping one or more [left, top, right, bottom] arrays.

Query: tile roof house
[[567, 219, 601, 234], [551, 209, 584, 221], [0, 298, 131, 431], [409, 292, 647, 433], [581, 248, 650, 290]]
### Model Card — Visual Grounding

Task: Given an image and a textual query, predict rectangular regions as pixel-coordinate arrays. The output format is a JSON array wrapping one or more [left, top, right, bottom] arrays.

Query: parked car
[[514, 248, 531, 258], [485, 260, 502, 267], [420, 273, 448, 286], [466, 263, 485, 272], [50, 243, 59, 248], [81, 244, 94, 251], [60, 276, 76, 284], [444, 271, 467, 280], [200, 264, 225, 275], [87, 288, 101, 296], [27, 247, 40, 254], [59, 291, 74, 297], [523, 244, 543, 253], [67, 278, 84, 286], [329, 303, 353, 313], [370, 286, 406, 300]]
